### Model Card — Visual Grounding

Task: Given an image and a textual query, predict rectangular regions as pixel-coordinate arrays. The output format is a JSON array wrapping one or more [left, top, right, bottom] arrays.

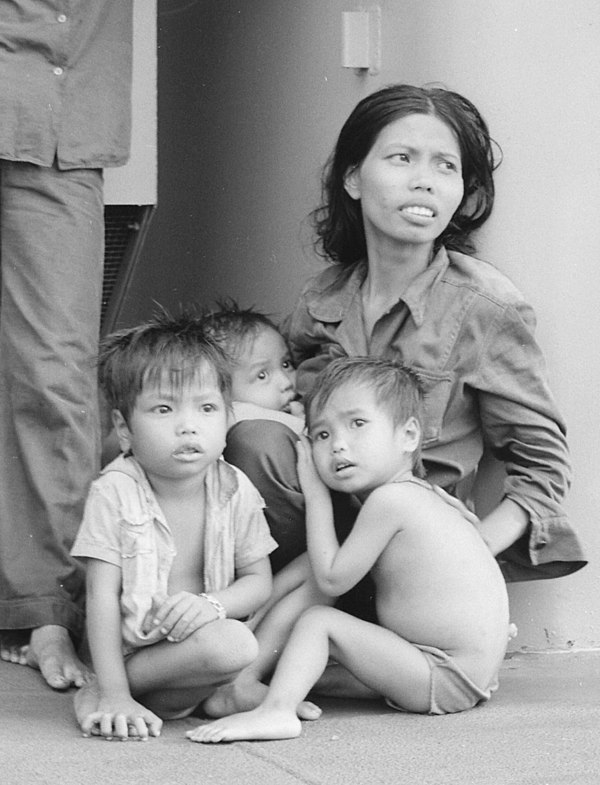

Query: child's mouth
[[173, 445, 202, 459]]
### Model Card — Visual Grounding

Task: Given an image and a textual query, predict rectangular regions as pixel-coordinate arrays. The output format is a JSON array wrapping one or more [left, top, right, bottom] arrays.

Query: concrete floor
[[1, 650, 599, 785]]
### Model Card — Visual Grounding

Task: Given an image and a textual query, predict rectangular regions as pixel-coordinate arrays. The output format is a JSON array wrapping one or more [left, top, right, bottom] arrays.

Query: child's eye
[[351, 418, 366, 428], [312, 430, 329, 442], [282, 360, 294, 370], [201, 403, 218, 413], [152, 404, 171, 414], [256, 370, 268, 381]]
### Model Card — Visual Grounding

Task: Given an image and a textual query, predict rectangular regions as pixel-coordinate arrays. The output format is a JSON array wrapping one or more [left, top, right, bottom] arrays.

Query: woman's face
[[344, 112, 464, 254]]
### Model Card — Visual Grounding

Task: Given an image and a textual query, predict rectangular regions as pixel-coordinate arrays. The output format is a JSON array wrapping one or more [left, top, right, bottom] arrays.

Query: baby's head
[[98, 311, 232, 472], [305, 357, 425, 493], [202, 299, 297, 413]]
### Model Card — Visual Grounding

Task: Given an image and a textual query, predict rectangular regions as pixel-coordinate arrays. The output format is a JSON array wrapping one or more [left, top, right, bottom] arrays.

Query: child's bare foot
[[203, 676, 321, 721], [26, 625, 91, 690], [187, 705, 302, 743]]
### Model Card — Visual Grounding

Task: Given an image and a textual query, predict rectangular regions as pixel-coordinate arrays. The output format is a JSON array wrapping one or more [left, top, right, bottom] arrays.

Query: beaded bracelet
[[199, 592, 227, 620]]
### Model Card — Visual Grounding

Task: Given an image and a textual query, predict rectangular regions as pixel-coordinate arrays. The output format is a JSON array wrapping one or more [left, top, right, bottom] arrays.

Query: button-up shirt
[[284, 248, 586, 579], [71, 455, 277, 654], [0, 0, 132, 168]]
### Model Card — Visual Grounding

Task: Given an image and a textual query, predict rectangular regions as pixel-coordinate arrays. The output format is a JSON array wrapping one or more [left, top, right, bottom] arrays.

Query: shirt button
[[53, 66, 63, 76], [57, 14, 67, 23]]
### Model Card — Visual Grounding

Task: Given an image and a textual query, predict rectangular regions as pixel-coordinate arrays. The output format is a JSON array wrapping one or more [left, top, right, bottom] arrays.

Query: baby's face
[[231, 327, 297, 412]]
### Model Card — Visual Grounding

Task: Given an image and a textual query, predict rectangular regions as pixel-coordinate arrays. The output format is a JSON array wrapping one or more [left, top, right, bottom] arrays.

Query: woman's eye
[[440, 160, 459, 172], [389, 152, 409, 163]]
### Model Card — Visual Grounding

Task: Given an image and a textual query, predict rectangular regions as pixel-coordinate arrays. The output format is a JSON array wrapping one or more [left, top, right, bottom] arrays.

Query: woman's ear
[[112, 409, 132, 454], [343, 165, 361, 201]]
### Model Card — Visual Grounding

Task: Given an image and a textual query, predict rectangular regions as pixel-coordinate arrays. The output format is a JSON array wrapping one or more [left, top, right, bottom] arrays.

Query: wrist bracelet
[[199, 592, 227, 620]]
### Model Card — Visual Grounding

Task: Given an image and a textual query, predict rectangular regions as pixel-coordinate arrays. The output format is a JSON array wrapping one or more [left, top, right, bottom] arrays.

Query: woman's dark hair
[[312, 84, 500, 265]]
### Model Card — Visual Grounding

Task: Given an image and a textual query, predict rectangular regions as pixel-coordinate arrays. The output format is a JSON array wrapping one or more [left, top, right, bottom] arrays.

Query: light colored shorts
[[385, 643, 499, 716]]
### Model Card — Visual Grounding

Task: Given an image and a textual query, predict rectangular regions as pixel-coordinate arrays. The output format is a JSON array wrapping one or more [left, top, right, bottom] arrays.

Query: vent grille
[[102, 204, 154, 334]]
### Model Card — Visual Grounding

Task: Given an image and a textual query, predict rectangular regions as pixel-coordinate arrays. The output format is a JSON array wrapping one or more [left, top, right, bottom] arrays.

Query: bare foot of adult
[[26, 626, 91, 690], [203, 676, 321, 721], [0, 630, 29, 665]]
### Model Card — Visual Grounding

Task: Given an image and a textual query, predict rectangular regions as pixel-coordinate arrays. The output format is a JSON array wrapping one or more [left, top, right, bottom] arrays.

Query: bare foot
[[26, 626, 91, 690], [187, 704, 302, 743], [0, 630, 29, 665], [203, 676, 321, 721]]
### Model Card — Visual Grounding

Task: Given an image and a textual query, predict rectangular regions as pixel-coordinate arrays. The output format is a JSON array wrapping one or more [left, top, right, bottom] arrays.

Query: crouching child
[[72, 312, 277, 740], [187, 356, 510, 742]]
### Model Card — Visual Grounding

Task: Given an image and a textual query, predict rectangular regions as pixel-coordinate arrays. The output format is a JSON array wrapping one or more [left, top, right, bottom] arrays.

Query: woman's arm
[[476, 497, 529, 556], [474, 299, 576, 564]]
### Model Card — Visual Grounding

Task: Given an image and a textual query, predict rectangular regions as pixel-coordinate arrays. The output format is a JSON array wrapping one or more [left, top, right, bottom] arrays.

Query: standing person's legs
[[0, 160, 104, 688]]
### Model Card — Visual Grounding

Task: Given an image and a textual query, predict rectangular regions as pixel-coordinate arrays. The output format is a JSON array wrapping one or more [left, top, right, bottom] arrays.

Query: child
[[187, 357, 510, 742], [202, 298, 304, 434], [72, 312, 278, 741]]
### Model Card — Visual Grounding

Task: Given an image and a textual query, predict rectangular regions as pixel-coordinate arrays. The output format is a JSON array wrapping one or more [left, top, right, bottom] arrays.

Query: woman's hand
[[80, 692, 162, 741], [296, 434, 330, 497], [144, 592, 221, 642]]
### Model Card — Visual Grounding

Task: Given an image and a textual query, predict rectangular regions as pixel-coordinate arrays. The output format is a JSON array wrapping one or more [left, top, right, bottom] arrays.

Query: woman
[[214, 84, 586, 719], [228, 83, 584, 581]]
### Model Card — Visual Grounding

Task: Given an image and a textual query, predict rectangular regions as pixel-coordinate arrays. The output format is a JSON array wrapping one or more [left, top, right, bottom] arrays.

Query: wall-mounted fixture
[[341, 8, 381, 74]]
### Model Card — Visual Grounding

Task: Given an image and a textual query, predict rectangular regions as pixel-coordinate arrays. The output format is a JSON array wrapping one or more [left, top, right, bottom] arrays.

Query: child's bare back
[[366, 477, 509, 685]]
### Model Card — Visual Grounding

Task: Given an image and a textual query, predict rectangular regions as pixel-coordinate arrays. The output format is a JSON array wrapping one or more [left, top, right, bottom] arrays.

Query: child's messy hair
[[98, 308, 231, 423], [201, 298, 282, 363], [305, 356, 426, 477]]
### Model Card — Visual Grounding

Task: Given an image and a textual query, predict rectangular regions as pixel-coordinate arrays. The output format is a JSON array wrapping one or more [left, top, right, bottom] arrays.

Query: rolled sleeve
[[474, 301, 583, 566]]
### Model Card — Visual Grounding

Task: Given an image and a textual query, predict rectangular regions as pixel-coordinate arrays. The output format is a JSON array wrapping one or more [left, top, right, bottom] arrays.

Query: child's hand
[[80, 693, 162, 741], [287, 399, 305, 418], [148, 591, 222, 643], [296, 434, 329, 497]]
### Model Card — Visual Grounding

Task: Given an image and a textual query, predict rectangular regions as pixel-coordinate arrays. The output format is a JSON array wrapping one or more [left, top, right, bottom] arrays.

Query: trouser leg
[[0, 160, 104, 637], [225, 420, 306, 574]]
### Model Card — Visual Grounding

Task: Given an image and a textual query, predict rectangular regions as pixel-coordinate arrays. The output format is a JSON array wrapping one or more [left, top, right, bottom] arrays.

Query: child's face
[[344, 113, 464, 253], [308, 382, 419, 499], [231, 326, 297, 412], [113, 364, 228, 486]]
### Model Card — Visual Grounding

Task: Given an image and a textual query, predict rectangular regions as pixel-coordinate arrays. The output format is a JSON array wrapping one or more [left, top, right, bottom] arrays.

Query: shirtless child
[[187, 357, 510, 742], [72, 313, 277, 740]]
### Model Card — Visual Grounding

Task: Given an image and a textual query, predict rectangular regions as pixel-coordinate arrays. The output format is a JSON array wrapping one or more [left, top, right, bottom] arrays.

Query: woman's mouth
[[401, 204, 435, 218]]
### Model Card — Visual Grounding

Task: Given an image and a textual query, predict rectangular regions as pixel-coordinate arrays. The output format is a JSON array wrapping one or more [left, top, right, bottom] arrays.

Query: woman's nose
[[410, 164, 434, 192]]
